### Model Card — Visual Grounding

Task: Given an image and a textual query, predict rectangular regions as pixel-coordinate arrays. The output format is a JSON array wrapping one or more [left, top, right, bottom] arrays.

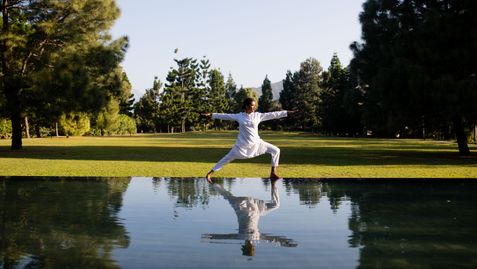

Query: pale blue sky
[[111, 0, 365, 98]]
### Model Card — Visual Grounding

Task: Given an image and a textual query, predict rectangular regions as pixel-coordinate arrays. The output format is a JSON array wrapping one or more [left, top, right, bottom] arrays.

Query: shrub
[[117, 114, 137, 135], [0, 118, 12, 139], [59, 112, 91, 136]]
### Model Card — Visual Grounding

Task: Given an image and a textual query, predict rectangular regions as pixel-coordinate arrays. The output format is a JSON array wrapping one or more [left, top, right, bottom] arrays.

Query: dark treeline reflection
[[284, 179, 477, 268], [0, 177, 131, 269], [155, 178, 477, 267]]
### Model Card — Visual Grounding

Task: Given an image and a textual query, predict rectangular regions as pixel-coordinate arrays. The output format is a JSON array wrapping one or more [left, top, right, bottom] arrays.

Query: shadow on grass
[[0, 145, 476, 166]]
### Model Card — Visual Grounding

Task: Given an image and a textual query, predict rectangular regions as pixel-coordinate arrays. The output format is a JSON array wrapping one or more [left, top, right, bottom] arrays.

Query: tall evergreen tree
[[1, 0, 127, 149], [258, 75, 273, 112], [225, 73, 237, 118], [279, 71, 296, 111], [119, 72, 135, 116], [190, 56, 211, 130], [208, 69, 227, 111], [208, 69, 228, 129], [319, 53, 361, 135], [351, 0, 477, 155], [225, 73, 237, 100], [134, 77, 161, 132], [161, 57, 199, 133], [293, 58, 323, 131], [198, 56, 211, 89], [225, 73, 237, 114]]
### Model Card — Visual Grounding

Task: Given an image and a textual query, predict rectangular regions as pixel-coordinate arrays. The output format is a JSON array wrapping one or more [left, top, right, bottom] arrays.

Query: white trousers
[[212, 140, 280, 171]]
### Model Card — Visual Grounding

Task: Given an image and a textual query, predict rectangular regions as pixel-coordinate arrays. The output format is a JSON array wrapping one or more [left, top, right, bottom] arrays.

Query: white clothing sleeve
[[212, 113, 238, 121], [259, 111, 288, 122]]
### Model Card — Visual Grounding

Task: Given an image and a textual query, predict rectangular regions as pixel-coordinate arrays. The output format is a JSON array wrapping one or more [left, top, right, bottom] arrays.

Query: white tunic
[[212, 111, 288, 149]]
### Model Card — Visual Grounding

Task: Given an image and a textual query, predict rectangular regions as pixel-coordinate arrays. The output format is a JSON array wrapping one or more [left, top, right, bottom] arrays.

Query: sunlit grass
[[1, 131, 476, 178]]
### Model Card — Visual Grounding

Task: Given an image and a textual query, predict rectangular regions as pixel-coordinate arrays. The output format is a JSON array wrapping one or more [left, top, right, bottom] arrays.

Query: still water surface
[[1, 177, 476, 268]]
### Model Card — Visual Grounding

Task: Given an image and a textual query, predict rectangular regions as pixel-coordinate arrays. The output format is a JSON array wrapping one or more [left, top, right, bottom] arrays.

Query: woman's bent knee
[[268, 145, 280, 156]]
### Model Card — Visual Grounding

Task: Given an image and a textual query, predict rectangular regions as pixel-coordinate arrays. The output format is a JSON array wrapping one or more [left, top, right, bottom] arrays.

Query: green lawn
[[1, 131, 476, 178]]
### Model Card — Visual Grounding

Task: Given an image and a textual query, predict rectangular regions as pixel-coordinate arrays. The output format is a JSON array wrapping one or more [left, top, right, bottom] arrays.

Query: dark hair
[[242, 97, 256, 109]]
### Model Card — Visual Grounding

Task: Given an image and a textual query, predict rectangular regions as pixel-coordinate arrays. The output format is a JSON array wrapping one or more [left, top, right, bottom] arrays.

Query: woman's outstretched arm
[[260, 110, 297, 122], [203, 112, 239, 121]]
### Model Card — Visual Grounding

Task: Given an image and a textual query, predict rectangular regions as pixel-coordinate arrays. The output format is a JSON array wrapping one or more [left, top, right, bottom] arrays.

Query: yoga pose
[[201, 179, 297, 256], [204, 98, 295, 183]]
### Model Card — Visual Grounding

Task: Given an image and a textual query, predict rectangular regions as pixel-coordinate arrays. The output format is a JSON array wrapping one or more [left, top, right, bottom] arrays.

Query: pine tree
[[198, 56, 211, 89], [225, 73, 237, 113], [259, 76, 273, 112], [1, 0, 127, 149], [319, 53, 353, 135], [208, 69, 228, 129], [119, 72, 135, 116], [279, 58, 323, 132], [191, 56, 211, 130], [294, 58, 323, 131], [161, 57, 199, 132], [134, 77, 161, 132], [209, 70, 227, 111], [279, 71, 296, 111]]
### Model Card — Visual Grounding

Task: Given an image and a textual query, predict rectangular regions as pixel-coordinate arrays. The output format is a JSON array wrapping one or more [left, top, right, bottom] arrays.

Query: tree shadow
[[1, 144, 476, 166]]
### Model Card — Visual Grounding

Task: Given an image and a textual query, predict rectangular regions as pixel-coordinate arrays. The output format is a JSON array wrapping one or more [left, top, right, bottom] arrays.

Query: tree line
[[133, 53, 363, 136], [1, 0, 476, 155]]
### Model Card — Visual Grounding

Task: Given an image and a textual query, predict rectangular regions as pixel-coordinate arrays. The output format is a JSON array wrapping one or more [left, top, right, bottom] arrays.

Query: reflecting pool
[[1, 177, 477, 268]]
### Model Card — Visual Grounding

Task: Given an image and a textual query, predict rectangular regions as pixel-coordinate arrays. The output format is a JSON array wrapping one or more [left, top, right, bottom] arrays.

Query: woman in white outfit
[[205, 98, 295, 183]]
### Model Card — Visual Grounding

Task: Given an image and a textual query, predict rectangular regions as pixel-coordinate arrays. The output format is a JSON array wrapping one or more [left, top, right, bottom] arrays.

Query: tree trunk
[[3, 0, 23, 150], [7, 88, 23, 149], [421, 116, 426, 139], [24, 116, 30, 139], [453, 116, 470, 156], [181, 120, 185, 133], [55, 122, 59, 137], [10, 109, 22, 150], [35, 124, 41, 138], [474, 124, 477, 144]]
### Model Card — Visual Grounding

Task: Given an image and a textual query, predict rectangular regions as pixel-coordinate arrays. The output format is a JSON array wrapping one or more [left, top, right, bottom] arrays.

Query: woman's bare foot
[[270, 167, 282, 180], [206, 170, 214, 184]]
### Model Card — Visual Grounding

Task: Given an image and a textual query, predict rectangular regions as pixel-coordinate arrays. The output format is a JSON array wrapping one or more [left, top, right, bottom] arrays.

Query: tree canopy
[[1, 0, 128, 149], [350, 0, 477, 155]]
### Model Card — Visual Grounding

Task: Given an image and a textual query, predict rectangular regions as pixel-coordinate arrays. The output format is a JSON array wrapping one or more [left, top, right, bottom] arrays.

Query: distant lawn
[[0, 131, 476, 178]]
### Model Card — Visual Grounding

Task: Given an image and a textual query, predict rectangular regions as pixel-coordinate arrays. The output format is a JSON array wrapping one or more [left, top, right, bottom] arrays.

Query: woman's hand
[[202, 113, 212, 117]]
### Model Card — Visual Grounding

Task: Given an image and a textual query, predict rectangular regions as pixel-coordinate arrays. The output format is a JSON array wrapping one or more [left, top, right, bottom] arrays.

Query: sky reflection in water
[[1, 177, 477, 269]]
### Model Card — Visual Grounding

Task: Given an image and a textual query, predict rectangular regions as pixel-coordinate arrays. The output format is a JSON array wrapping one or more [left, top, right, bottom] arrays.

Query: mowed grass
[[0, 131, 476, 178]]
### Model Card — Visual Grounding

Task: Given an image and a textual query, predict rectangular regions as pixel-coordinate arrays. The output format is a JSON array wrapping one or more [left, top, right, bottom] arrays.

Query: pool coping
[[2, 176, 477, 182]]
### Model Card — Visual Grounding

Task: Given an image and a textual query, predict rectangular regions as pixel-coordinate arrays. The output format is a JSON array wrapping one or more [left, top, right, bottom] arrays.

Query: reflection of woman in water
[[204, 98, 296, 183], [202, 179, 297, 256]]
